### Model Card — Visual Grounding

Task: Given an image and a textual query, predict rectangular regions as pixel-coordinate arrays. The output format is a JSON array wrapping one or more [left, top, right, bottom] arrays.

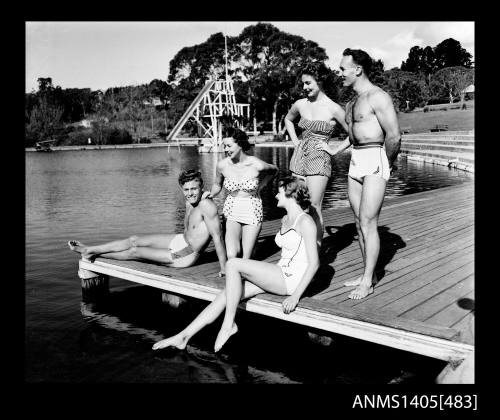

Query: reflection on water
[[25, 147, 472, 383]]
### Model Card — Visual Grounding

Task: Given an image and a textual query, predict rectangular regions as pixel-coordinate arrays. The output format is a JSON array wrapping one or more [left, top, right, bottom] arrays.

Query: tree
[[431, 66, 474, 104], [433, 38, 473, 69], [401, 39, 472, 81], [166, 23, 332, 135], [233, 23, 331, 133], [378, 69, 429, 110], [25, 95, 64, 146]]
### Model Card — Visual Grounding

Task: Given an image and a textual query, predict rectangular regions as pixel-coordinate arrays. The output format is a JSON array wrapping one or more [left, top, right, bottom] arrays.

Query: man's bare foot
[[348, 283, 374, 300], [214, 323, 238, 353], [152, 334, 188, 351], [344, 272, 378, 287], [68, 240, 93, 260]]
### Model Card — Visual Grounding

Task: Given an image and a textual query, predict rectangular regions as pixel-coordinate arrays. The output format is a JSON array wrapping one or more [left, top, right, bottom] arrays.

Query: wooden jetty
[[78, 182, 474, 381]]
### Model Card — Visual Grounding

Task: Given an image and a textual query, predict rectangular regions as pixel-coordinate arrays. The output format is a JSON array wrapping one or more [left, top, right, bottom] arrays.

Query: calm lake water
[[25, 146, 473, 383]]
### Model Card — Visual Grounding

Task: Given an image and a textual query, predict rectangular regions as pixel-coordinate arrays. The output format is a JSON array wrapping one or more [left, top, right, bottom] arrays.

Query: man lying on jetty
[[68, 169, 227, 276]]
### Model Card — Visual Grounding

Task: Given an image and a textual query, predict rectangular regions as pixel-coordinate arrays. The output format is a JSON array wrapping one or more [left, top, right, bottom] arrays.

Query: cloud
[[415, 22, 474, 52], [387, 30, 424, 48]]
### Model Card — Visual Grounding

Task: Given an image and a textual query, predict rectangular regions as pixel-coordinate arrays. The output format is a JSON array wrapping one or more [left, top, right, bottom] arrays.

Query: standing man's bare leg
[[349, 176, 386, 299], [344, 176, 366, 287]]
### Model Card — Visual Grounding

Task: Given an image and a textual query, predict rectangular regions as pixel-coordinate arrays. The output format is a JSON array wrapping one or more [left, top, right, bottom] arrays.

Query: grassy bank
[[397, 101, 474, 134]]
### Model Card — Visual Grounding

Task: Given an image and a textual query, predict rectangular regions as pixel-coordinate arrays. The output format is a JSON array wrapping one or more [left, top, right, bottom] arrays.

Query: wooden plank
[[317, 239, 473, 304], [400, 276, 474, 322], [325, 215, 473, 271], [376, 260, 474, 314], [326, 217, 474, 272], [427, 290, 475, 328], [327, 242, 474, 306], [79, 258, 472, 361], [318, 232, 473, 300], [320, 244, 472, 310], [449, 312, 474, 345]]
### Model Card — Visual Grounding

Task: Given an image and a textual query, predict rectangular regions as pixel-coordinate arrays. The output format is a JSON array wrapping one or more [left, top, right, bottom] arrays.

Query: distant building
[[143, 97, 166, 107], [76, 117, 109, 128], [461, 84, 475, 100]]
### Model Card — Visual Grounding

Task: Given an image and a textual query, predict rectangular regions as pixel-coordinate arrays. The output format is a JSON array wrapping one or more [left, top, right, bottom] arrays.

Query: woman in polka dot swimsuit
[[207, 127, 278, 260]]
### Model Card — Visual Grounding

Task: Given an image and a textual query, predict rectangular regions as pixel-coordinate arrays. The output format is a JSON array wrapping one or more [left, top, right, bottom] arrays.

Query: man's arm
[[369, 90, 401, 167], [199, 200, 227, 275]]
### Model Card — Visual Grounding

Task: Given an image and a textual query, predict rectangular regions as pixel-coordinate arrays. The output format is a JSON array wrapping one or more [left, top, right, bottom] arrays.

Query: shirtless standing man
[[68, 169, 227, 276], [340, 48, 401, 299]]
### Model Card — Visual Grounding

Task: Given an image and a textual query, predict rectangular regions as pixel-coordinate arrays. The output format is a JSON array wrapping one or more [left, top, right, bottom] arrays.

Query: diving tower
[[166, 37, 250, 152]]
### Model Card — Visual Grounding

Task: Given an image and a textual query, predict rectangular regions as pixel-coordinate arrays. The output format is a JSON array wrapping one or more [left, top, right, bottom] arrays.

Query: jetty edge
[[76, 182, 474, 383]]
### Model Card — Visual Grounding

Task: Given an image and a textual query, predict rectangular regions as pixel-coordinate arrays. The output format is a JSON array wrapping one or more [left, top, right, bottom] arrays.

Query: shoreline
[[26, 135, 474, 173]]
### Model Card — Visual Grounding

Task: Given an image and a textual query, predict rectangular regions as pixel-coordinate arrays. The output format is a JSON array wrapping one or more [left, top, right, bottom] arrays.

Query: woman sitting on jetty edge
[[153, 175, 319, 353]]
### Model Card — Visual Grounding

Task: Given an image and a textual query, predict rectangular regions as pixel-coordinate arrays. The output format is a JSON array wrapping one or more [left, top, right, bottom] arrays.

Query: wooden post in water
[[161, 292, 187, 309], [436, 353, 474, 384], [78, 266, 109, 300]]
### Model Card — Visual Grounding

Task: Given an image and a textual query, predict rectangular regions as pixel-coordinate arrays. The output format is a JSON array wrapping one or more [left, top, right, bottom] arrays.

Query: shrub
[[64, 128, 94, 146], [106, 128, 133, 144]]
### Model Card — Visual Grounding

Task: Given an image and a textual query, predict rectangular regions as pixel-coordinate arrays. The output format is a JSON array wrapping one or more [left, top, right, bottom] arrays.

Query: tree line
[[25, 23, 474, 147]]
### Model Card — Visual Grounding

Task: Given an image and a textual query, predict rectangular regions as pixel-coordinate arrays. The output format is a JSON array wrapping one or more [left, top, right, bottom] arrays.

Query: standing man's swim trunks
[[348, 143, 390, 183], [289, 118, 337, 177]]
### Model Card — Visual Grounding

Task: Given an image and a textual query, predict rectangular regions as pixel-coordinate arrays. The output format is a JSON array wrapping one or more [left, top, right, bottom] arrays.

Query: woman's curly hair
[[298, 61, 331, 87], [279, 175, 311, 210], [226, 127, 252, 151]]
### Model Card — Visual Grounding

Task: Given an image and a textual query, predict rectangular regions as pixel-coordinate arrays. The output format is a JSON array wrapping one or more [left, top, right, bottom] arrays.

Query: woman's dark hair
[[342, 48, 373, 76], [279, 175, 311, 210], [298, 61, 330, 88], [226, 127, 252, 151], [178, 169, 203, 187]]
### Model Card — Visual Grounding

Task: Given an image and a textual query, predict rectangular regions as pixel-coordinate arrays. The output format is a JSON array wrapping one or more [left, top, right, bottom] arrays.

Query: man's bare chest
[[347, 99, 374, 124]]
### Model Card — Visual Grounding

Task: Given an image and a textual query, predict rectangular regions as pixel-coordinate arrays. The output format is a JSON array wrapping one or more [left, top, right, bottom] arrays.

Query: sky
[[25, 21, 474, 93]]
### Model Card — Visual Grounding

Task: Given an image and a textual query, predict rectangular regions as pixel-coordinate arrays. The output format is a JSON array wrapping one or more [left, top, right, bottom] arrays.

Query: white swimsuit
[[274, 212, 309, 295], [348, 143, 390, 182]]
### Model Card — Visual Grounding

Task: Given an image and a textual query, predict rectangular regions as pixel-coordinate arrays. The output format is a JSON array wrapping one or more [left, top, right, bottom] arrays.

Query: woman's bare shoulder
[[297, 212, 316, 231]]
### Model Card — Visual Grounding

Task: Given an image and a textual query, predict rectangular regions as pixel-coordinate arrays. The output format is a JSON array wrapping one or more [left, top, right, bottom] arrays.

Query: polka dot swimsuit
[[222, 177, 263, 225]]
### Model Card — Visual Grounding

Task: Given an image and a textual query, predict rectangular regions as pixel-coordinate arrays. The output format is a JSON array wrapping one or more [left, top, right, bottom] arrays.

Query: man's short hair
[[178, 169, 203, 186], [343, 48, 373, 76]]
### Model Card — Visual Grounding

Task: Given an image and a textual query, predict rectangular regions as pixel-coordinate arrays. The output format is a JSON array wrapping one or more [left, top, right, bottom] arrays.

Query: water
[[25, 147, 473, 383]]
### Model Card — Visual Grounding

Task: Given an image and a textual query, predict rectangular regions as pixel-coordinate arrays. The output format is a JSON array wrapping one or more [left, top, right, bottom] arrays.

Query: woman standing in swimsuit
[[285, 62, 350, 247], [207, 127, 278, 260], [152, 175, 319, 353]]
